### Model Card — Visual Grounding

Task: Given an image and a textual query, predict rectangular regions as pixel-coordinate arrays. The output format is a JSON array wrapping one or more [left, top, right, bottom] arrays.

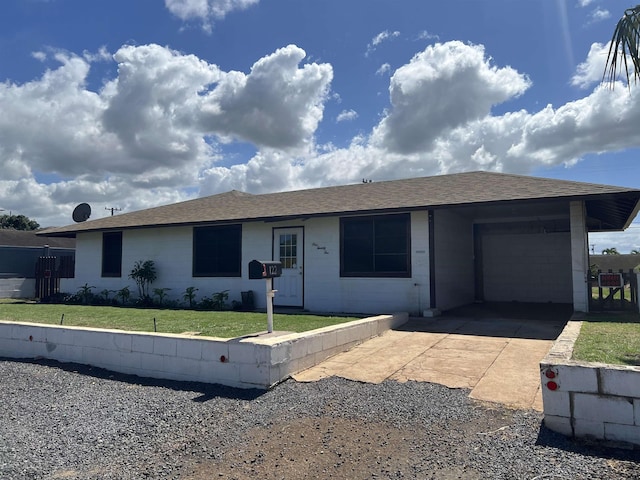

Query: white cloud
[[371, 41, 531, 154], [366, 30, 400, 56], [197, 45, 333, 149], [578, 0, 595, 7], [376, 63, 391, 76], [31, 51, 47, 62], [0, 44, 332, 226], [572, 42, 609, 88], [372, 30, 400, 46], [590, 226, 640, 255], [589, 7, 610, 22], [4, 38, 640, 245], [336, 109, 358, 122], [416, 30, 439, 41], [165, 0, 259, 31]]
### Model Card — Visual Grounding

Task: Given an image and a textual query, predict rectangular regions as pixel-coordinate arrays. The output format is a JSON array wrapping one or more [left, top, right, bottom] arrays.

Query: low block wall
[[0, 313, 408, 389], [0, 278, 34, 298], [540, 320, 640, 447]]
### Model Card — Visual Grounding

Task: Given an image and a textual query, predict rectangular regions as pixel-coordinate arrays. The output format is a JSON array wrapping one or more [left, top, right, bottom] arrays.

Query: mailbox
[[249, 260, 282, 279]]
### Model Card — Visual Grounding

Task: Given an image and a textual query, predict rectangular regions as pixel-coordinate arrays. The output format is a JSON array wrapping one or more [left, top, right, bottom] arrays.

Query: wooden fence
[[34, 255, 75, 299], [588, 268, 638, 312]]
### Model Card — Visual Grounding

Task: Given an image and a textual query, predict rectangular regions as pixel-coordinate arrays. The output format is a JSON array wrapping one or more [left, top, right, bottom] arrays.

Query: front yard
[[0, 299, 356, 338], [572, 312, 640, 366]]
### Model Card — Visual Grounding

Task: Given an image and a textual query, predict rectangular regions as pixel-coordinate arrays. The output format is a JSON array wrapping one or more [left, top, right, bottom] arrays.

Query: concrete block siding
[[0, 278, 35, 298], [541, 319, 640, 447], [0, 313, 408, 389]]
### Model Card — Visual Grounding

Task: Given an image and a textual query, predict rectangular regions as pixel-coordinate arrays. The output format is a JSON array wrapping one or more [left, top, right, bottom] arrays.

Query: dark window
[[341, 214, 410, 277], [193, 225, 242, 277], [102, 232, 122, 277]]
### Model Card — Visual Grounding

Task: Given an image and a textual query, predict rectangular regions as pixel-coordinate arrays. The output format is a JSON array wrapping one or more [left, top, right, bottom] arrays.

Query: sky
[[0, 0, 639, 253]]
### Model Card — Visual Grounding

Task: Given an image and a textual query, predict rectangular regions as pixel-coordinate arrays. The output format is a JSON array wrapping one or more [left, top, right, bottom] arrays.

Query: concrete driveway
[[293, 303, 571, 411]]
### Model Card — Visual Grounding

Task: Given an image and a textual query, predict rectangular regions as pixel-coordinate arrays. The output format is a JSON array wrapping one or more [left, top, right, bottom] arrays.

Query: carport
[[424, 176, 640, 315]]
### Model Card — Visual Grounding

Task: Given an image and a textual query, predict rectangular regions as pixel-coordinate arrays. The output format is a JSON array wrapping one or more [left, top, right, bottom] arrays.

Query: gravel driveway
[[1, 358, 639, 479]]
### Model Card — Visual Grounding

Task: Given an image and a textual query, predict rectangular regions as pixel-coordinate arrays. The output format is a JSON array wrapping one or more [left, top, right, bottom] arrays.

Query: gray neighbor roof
[[590, 254, 640, 272], [39, 171, 640, 238], [0, 229, 75, 248]]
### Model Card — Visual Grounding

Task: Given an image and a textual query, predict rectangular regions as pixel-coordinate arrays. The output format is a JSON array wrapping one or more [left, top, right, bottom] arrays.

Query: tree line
[[0, 214, 40, 231]]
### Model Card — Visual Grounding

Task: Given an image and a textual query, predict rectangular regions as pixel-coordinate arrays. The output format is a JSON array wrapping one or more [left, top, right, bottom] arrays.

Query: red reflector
[[545, 370, 556, 379], [547, 381, 558, 391]]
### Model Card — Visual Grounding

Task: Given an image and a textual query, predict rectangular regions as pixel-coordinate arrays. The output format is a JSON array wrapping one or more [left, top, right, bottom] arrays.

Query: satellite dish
[[72, 203, 91, 223]]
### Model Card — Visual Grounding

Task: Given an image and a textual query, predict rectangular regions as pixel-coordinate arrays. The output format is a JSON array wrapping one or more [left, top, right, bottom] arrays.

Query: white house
[[39, 171, 640, 315]]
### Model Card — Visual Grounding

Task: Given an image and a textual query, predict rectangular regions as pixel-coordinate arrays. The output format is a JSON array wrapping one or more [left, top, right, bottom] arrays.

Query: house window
[[102, 232, 122, 277], [193, 224, 242, 277], [340, 214, 411, 277]]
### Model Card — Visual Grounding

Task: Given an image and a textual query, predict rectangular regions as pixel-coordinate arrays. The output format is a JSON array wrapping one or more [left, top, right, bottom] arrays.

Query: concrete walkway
[[293, 306, 569, 411]]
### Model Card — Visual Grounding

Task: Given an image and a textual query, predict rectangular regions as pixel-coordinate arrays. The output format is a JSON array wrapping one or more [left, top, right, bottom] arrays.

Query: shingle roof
[[589, 254, 640, 272], [0, 229, 75, 248], [38, 171, 640, 237]]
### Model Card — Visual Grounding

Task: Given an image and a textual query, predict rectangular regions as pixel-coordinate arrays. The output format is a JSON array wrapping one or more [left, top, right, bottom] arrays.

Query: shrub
[[77, 283, 96, 305], [152, 287, 172, 307], [116, 286, 131, 306], [199, 290, 229, 310], [183, 286, 199, 308], [129, 260, 157, 300]]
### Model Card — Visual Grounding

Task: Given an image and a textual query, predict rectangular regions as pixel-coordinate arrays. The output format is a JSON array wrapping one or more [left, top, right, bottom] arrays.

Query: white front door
[[273, 227, 304, 307]]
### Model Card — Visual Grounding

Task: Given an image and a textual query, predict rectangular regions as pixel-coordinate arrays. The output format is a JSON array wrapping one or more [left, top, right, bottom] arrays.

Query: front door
[[273, 227, 304, 307]]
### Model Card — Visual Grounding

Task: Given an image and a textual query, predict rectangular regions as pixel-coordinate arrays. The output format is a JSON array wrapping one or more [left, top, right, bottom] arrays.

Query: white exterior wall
[[65, 226, 268, 307], [434, 210, 475, 311], [64, 212, 431, 315], [254, 213, 430, 315], [482, 232, 572, 303]]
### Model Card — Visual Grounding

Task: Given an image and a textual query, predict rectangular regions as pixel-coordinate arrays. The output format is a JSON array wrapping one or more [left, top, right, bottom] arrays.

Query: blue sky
[[0, 0, 638, 252]]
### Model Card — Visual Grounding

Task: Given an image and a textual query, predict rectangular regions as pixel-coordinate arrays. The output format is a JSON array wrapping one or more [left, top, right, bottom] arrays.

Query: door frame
[[272, 226, 305, 308]]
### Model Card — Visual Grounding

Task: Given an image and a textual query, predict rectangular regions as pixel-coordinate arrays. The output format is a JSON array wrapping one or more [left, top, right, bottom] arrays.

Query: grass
[[572, 312, 640, 366], [0, 299, 358, 338]]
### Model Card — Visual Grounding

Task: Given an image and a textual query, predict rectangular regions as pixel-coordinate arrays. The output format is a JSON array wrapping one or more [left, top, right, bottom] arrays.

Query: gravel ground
[[1, 358, 639, 480]]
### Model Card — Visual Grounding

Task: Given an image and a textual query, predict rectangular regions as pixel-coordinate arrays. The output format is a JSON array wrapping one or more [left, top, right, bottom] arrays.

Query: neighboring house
[[589, 254, 640, 273], [39, 172, 640, 315], [0, 230, 75, 298]]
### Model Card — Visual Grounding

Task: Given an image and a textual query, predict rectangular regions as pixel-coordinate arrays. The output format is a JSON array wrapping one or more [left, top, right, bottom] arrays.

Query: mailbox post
[[249, 260, 283, 333]]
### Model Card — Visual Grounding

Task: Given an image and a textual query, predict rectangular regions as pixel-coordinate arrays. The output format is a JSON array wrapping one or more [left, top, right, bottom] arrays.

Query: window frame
[[340, 213, 411, 278], [192, 224, 242, 277], [101, 231, 123, 278]]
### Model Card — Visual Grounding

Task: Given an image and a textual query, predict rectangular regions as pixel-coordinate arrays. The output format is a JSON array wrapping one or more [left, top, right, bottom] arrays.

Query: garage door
[[481, 231, 572, 303]]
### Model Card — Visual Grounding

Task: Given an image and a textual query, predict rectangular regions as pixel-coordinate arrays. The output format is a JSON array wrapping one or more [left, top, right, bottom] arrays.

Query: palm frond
[[604, 6, 640, 88]]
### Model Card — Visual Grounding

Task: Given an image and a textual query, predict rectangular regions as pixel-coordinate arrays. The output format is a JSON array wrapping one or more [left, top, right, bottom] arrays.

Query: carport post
[[570, 201, 589, 312]]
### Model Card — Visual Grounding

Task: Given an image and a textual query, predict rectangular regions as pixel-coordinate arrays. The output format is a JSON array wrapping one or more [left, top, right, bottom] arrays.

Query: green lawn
[[572, 313, 640, 366], [0, 300, 357, 338]]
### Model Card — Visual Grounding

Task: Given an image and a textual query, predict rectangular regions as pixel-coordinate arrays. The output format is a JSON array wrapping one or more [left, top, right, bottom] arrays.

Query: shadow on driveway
[[398, 302, 573, 341]]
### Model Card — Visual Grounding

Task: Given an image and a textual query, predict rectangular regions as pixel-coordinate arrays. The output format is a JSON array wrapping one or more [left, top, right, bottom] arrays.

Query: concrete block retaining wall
[[540, 319, 640, 447], [0, 313, 408, 389], [0, 278, 34, 298]]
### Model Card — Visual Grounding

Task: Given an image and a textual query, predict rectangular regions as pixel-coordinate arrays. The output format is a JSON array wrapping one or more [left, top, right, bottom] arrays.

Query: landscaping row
[[48, 259, 254, 311]]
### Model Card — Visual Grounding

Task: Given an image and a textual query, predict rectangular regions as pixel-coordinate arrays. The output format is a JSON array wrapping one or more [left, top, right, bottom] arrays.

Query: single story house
[[589, 254, 640, 273], [0, 230, 75, 298], [39, 171, 640, 315]]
